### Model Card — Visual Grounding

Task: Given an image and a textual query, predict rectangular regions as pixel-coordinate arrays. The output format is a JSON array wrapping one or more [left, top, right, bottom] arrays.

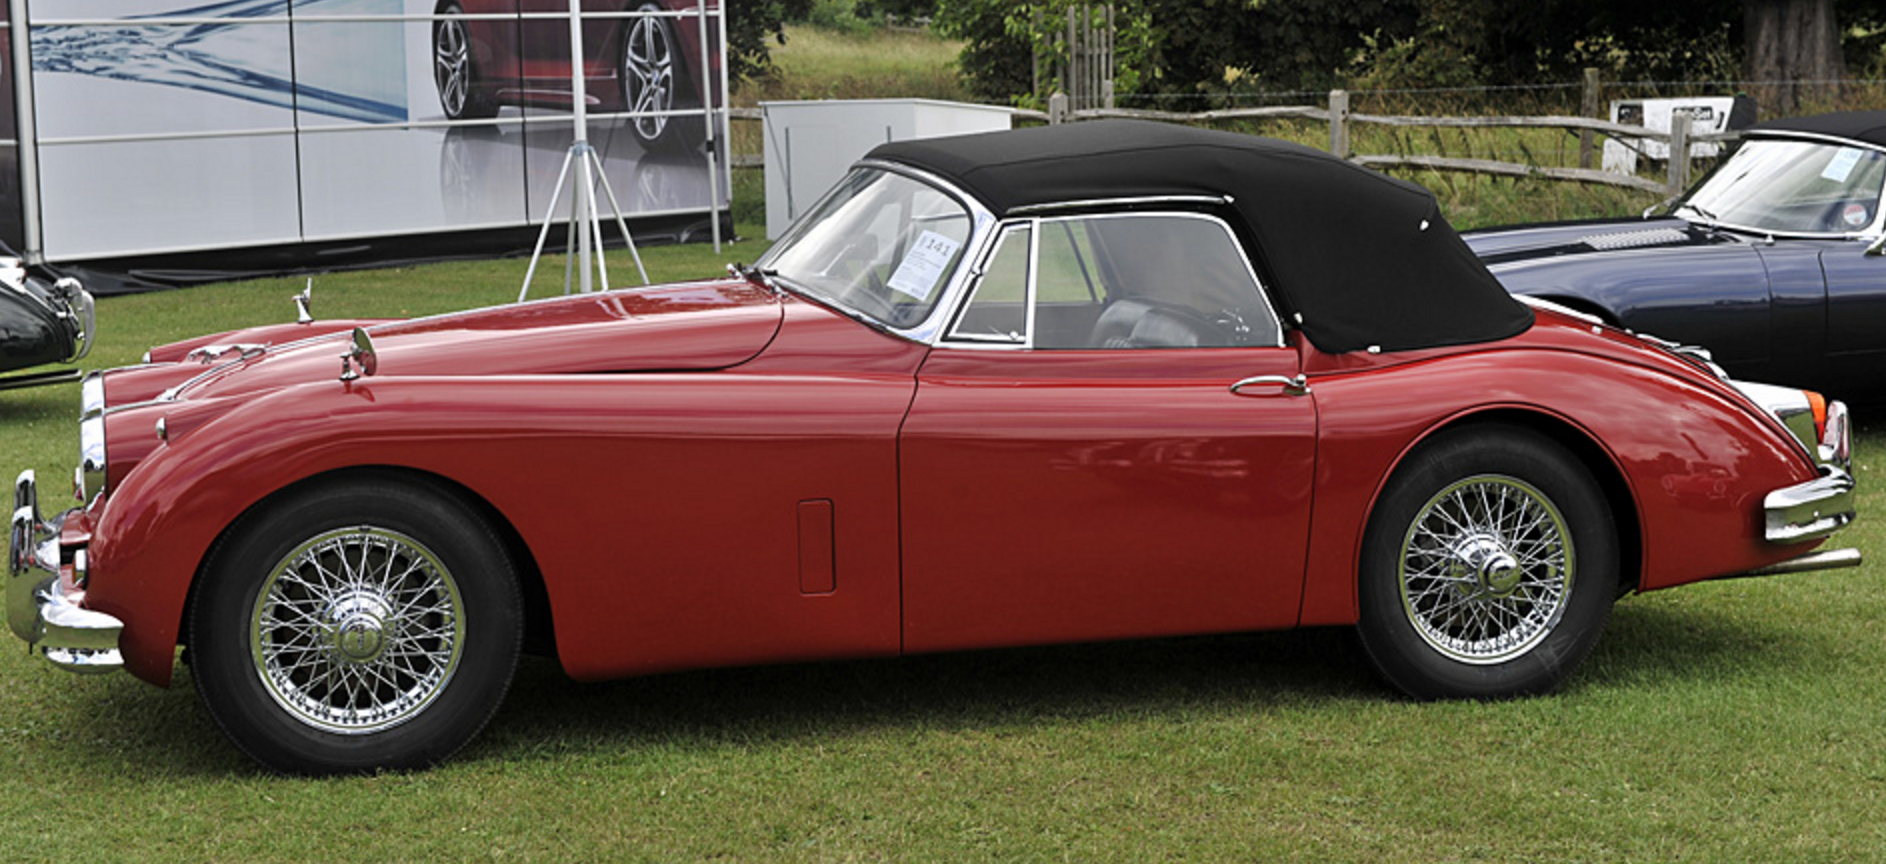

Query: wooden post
[[1579, 67, 1600, 170], [1328, 90, 1349, 158], [1049, 91, 1069, 125], [1066, 7, 1077, 109], [1667, 112, 1691, 196]]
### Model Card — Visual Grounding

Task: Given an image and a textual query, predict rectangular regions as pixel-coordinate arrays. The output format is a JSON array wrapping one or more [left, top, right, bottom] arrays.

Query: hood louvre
[[1580, 227, 1691, 252]]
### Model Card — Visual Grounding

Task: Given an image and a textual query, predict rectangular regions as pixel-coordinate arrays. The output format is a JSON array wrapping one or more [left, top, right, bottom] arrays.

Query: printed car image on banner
[[22, 0, 725, 261], [31, 0, 304, 258]]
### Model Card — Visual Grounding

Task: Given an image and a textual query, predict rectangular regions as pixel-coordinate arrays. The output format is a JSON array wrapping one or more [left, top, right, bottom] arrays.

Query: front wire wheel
[[1357, 425, 1618, 699], [251, 527, 465, 734], [191, 478, 521, 774]]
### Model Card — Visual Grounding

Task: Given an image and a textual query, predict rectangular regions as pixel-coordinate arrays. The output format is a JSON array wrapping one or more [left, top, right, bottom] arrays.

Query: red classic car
[[432, 0, 721, 151], [8, 121, 1860, 774]]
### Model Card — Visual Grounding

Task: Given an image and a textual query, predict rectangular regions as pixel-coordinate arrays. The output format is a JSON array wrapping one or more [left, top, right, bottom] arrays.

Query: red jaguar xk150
[[9, 121, 1860, 774]]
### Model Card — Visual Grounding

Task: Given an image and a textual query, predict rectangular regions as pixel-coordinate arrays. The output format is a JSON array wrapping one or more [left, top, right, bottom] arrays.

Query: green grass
[[3, 27, 1886, 864], [736, 24, 969, 105], [5, 226, 1885, 864]]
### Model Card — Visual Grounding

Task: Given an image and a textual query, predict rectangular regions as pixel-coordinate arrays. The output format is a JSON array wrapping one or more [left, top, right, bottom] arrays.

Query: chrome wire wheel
[[623, 7, 677, 141], [434, 12, 472, 118], [1398, 474, 1573, 665], [250, 526, 465, 734]]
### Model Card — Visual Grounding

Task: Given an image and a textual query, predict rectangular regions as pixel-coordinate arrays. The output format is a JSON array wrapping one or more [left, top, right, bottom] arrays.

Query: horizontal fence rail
[[1058, 90, 1734, 196], [728, 81, 1764, 197]]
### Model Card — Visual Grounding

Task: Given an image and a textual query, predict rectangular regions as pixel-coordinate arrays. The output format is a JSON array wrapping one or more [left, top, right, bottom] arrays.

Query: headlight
[[79, 413, 105, 504], [55, 278, 95, 363], [77, 373, 106, 504], [80, 372, 104, 419]]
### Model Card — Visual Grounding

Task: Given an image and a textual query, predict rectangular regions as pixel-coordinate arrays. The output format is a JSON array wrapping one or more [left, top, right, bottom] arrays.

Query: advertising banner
[[7, 0, 725, 263]]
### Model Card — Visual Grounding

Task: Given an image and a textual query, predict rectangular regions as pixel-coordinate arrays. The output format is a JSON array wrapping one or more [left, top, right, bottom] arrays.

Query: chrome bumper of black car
[[8, 470, 121, 673]]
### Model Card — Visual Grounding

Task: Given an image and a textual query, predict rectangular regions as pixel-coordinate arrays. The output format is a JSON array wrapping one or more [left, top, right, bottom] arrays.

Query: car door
[[899, 211, 1318, 654], [518, 0, 617, 88], [1819, 239, 1886, 397]]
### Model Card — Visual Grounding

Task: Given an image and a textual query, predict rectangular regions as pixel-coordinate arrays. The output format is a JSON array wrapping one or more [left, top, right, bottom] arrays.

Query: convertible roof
[[867, 120, 1532, 354], [1748, 110, 1886, 148]]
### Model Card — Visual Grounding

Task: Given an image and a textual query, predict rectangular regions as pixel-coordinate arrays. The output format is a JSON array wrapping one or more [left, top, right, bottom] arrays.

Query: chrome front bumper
[[8, 470, 122, 673]]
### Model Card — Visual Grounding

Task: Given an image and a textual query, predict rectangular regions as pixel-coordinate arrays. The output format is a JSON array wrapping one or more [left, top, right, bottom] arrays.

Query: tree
[[1744, 0, 1842, 114], [936, 0, 1875, 107], [728, 0, 817, 82]]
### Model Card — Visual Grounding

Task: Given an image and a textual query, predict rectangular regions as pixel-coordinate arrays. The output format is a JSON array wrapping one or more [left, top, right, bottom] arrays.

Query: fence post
[[1579, 67, 1601, 170], [1328, 89, 1349, 158], [1066, 7, 1077, 109], [1049, 91, 1069, 125], [1667, 112, 1691, 196]]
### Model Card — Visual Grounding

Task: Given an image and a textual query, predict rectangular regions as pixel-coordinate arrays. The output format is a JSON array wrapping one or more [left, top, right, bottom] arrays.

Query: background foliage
[[819, 0, 1886, 104], [726, 0, 816, 81]]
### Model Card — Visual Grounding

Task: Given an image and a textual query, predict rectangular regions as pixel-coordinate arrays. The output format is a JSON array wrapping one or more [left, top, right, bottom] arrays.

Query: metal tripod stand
[[518, 1, 650, 302]]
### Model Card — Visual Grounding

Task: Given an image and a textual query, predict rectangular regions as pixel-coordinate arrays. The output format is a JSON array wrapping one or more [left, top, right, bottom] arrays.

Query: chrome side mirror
[[339, 327, 377, 381]]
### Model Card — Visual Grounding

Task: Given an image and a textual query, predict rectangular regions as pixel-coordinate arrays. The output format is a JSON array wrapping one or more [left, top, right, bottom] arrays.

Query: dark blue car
[[1465, 110, 1886, 403]]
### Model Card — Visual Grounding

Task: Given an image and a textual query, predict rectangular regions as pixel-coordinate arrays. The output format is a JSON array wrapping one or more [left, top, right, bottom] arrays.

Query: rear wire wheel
[[190, 477, 522, 774], [1356, 425, 1619, 699]]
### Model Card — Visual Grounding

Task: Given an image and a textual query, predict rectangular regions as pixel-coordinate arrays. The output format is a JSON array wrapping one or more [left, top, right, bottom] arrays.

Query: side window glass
[[1035, 214, 1282, 349], [948, 224, 1031, 343]]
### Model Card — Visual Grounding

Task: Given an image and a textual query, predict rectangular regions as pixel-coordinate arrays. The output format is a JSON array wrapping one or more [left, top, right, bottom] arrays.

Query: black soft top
[[1748, 110, 1886, 148], [867, 120, 1531, 354]]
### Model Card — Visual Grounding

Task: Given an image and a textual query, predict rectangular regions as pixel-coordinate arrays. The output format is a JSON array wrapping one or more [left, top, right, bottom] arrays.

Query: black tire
[[189, 476, 522, 774], [435, 3, 499, 120], [1356, 424, 1618, 700], [621, 5, 705, 153]]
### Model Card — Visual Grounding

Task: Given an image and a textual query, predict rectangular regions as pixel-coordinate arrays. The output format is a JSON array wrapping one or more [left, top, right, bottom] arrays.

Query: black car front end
[[0, 257, 94, 389]]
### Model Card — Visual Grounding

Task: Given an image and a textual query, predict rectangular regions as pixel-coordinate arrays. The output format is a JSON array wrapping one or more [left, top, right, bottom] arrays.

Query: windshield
[[758, 167, 974, 330], [1679, 139, 1886, 235]]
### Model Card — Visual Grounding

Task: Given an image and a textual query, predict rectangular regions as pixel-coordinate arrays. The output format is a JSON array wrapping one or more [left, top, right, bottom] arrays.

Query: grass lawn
[[4, 229, 1884, 864], [3, 22, 1884, 864]]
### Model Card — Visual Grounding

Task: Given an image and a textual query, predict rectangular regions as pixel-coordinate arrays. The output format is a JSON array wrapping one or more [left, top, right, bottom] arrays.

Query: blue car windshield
[[1680, 139, 1886, 235], [757, 168, 974, 331]]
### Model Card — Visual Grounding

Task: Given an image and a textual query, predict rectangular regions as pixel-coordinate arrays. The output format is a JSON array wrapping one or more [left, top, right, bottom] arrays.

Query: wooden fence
[[1040, 90, 1736, 197], [728, 86, 1737, 197]]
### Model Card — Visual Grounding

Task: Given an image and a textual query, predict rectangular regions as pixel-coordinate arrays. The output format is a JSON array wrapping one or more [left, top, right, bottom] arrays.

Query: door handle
[[1229, 374, 1309, 396]]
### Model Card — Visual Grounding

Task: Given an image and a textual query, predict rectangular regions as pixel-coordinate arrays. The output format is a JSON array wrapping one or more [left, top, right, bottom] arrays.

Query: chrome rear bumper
[[1765, 465, 1857, 543], [8, 470, 121, 673]]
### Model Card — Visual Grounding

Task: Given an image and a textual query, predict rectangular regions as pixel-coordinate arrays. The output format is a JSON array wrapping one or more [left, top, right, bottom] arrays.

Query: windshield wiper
[[729, 262, 781, 295], [1678, 203, 1719, 225]]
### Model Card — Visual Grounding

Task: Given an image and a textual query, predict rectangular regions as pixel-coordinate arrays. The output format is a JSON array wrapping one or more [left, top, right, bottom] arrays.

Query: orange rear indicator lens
[[1806, 391, 1828, 441]]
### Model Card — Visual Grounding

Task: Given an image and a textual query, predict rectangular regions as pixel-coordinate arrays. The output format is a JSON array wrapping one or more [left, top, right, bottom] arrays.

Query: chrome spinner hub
[[1453, 532, 1522, 598], [326, 591, 394, 664]]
